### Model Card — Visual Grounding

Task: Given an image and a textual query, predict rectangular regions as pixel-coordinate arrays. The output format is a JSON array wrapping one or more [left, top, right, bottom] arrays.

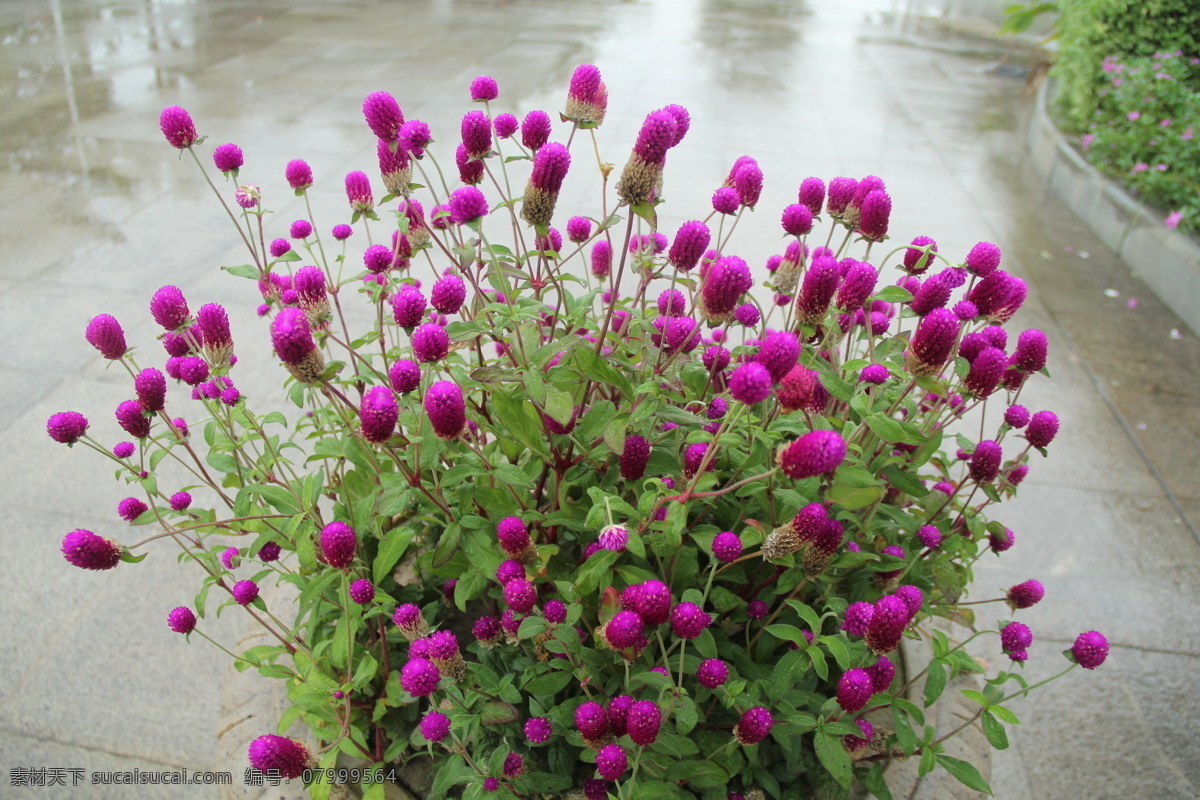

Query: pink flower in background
[[1164, 211, 1183, 229], [1160, 119, 1172, 127], [1130, 163, 1149, 174], [1127, 111, 1140, 122], [1154, 164, 1168, 172], [1081, 134, 1095, 151], [1182, 127, 1194, 141]]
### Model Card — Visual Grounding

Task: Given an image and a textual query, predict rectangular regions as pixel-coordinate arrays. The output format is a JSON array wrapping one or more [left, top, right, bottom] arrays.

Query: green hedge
[[1054, 0, 1200, 132]]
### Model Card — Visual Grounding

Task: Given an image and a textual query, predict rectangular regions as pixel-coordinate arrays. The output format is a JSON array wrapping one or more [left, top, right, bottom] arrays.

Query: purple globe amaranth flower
[[657, 288, 686, 317], [917, 525, 943, 549], [521, 142, 571, 228], [493, 113, 519, 139], [710, 531, 743, 564], [197, 303, 233, 364], [823, 176, 855, 217], [449, 185, 487, 224], [47, 411, 89, 444], [398, 119, 431, 153], [363, 91, 404, 141], [118, 497, 148, 522], [212, 143, 243, 174], [734, 303, 761, 327], [610, 433, 649, 481], [910, 270, 955, 316], [270, 308, 322, 381], [565, 216, 592, 243], [150, 285, 189, 330], [1072, 630, 1109, 669], [219, 546, 240, 570], [1004, 405, 1031, 429], [837, 668, 874, 713], [319, 521, 357, 568], [707, 397, 729, 421], [175, 357, 209, 387], [167, 606, 196, 634], [844, 718, 875, 754], [856, 190, 891, 240], [902, 235, 938, 274], [430, 273, 467, 315], [866, 595, 910, 654], [425, 381, 465, 439], [746, 599, 769, 621], [634, 579, 672, 625], [607, 695, 634, 737], [502, 752, 524, 779], [616, 109, 678, 205], [285, 159, 313, 190], [712, 187, 740, 215], [777, 430, 847, 480], [595, 744, 627, 780], [1013, 329, 1049, 372], [113, 441, 135, 458], [503, 579, 537, 613], [565, 64, 609, 125], [543, 599, 567, 624], [400, 657, 440, 696], [700, 256, 753, 321], [866, 655, 896, 693], [966, 241, 1002, 277], [360, 386, 398, 443], [666, 220, 711, 272], [598, 525, 629, 552], [575, 701, 609, 741], [344, 170, 374, 212], [795, 255, 841, 325], [1006, 579, 1045, 610], [411, 322, 450, 363], [964, 347, 1006, 398], [968, 269, 1021, 320], [159, 106, 198, 149], [524, 716, 552, 744], [391, 285, 427, 327], [460, 109, 492, 159], [85, 314, 127, 360], [730, 362, 774, 405], [860, 364, 890, 385], [842, 602, 875, 636], [289, 218, 313, 240], [733, 160, 764, 208], [905, 308, 959, 376], [606, 610, 644, 649], [756, 331, 801, 383], [248, 735, 311, 780], [696, 658, 730, 688], [383, 360, 419, 398], [733, 706, 773, 745], [836, 261, 878, 312], [670, 602, 712, 639], [683, 441, 712, 479], [115, 399, 151, 439], [469, 74, 499, 102], [627, 701, 662, 746], [521, 110, 553, 152], [953, 300, 979, 321], [231, 580, 259, 606], [777, 365, 829, 413], [1026, 410, 1060, 449], [893, 585, 923, 617], [419, 711, 451, 743], [496, 516, 530, 555], [496, 560, 525, 585], [62, 529, 122, 571], [347, 579, 375, 604], [662, 104, 690, 146], [363, 244, 395, 274], [587, 239, 613, 278], [781, 203, 814, 236], [1001, 621, 1034, 657], [969, 440, 1002, 483]]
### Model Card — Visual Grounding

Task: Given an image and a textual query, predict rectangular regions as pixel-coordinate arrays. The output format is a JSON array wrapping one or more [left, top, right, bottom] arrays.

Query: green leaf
[[989, 704, 1020, 725], [981, 710, 1009, 750], [373, 528, 414, 583], [480, 700, 520, 724], [821, 636, 852, 671], [545, 386, 575, 426], [568, 347, 633, 399], [882, 464, 930, 497], [491, 462, 535, 490], [859, 762, 896, 800], [765, 624, 811, 646], [961, 689, 990, 708], [604, 416, 628, 456], [935, 754, 993, 794], [769, 648, 807, 701], [872, 285, 913, 304], [826, 481, 885, 510], [865, 413, 924, 445], [491, 388, 550, 460], [222, 263, 260, 279], [525, 669, 572, 695], [814, 730, 853, 788], [574, 549, 619, 595], [924, 659, 948, 707], [675, 696, 698, 735]]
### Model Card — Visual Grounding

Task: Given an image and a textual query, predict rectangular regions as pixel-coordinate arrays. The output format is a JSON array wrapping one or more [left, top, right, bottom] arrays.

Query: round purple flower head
[[345, 170, 373, 211], [712, 187, 740, 215], [543, 599, 567, 624], [503, 579, 537, 613], [460, 109, 492, 158], [159, 106, 198, 149], [1013, 329, 1049, 373], [966, 241, 1002, 277], [1000, 621, 1034, 659], [866, 595, 910, 655], [697, 658, 730, 688], [595, 744, 627, 781], [733, 160, 764, 208], [903, 236, 938, 273], [711, 531, 742, 563], [989, 527, 1016, 553], [778, 430, 847, 480], [598, 525, 629, 552], [866, 655, 896, 693], [247, 735, 310, 780], [232, 580, 259, 606], [400, 657, 440, 696], [1072, 631, 1108, 669], [425, 381, 465, 439], [965, 347, 1006, 398], [270, 308, 316, 365], [430, 273, 467, 315], [627, 700, 662, 746], [47, 411, 89, 444], [113, 441, 135, 458], [212, 143, 243, 174], [841, 601, 875, 637], [83, 315, 129, 363], [503, 752, 524, 779], [391, 285, 427, 326], [575, 700, 609, 741], [837, 668, 874, 713], [163, 491, 191, 512], [671, 602, 712, 639], [319, 521, 357, 568], [412, 322, 450, 363], [781, 203, 814, 236], [449, 186, 487, 224], [729, 362, 773, 406], [590, 240, 612, 277], [331, 223, 352, 241], [1004, 405, 1031, 429], [115, 399, 151, 439], [363, 91, 404, 140], [469, 75, 499, 102], [856, 190, 891, 240], [1006, 579, 1045, 610], [150, 285, 189, 330], [619, 434, 650, 481], [683, 442, 713, 479], [606, 610, 644, 649], [733, 706, 773, 745], [117, 497, 148, 522], [167, 606, 196, 634], [62, 529, 121, 571], [797, 176, 826, 215], [969, 440, 1003, 483], [524, 716, 552, 744], [757, 331, 800, 382], [420, 711, 451, 743], [269, 239, 291, 259], [521, 110, 552, 152], [666, 221, 711, 272], [285, 159, 313, 190], [399, 119, 431, 153], [360, 386, 398, 444], [826, 176, 857, 216], [493, 113, 518, 139], [906, 308, 959, 376], [218, 546, 240, 570]]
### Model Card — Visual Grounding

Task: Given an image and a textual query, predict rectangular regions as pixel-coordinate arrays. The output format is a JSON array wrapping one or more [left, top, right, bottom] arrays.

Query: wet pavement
[[2, 0, 1198, 798]]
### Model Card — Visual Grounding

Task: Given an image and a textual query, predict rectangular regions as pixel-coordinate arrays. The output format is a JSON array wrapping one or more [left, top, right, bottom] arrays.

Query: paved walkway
[[1, 1, 1197, 798]]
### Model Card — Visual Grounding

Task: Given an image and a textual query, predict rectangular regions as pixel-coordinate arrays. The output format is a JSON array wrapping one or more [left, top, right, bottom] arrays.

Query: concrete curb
[[1028, 80, 1200, 337]]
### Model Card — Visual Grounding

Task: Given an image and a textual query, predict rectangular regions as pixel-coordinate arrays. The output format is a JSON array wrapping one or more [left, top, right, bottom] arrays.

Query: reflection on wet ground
[[1, 1, 1198, 798]]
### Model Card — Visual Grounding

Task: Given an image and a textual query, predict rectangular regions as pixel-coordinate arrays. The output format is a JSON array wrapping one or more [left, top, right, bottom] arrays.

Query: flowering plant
[[50, 65, 1108, 800], [1078, 51, 1200, 234]]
